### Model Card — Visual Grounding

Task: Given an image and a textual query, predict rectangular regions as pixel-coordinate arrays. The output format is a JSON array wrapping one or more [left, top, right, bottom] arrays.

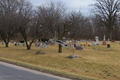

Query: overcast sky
[[29, 0, 95, 16]]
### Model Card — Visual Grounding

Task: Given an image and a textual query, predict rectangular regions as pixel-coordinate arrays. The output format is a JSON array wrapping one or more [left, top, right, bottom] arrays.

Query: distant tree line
[[0, 0, 120, 52]]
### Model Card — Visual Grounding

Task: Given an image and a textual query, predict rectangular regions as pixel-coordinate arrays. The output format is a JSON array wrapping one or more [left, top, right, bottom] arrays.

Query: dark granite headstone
[[15, 43, 17, 46], [75, 46, 83, 50]]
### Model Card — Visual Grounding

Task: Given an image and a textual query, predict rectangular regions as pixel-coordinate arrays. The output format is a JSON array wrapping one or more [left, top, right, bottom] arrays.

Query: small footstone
[[95, 48, 98, 50]]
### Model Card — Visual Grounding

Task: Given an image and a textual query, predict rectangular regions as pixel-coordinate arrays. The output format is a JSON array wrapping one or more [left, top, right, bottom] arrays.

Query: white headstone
[[18, 42, 20, 46], [93, 41, 97, 46], [95, 36, 99, 44], [23, 42, 25, 46]]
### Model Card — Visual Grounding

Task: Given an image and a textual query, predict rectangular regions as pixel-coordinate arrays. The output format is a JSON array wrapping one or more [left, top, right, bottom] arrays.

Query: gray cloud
[[29, 0, 95, 15]]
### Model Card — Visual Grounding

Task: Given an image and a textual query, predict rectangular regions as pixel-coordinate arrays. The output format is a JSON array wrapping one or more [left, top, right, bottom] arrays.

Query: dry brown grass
[[0, 41, 120, 80]]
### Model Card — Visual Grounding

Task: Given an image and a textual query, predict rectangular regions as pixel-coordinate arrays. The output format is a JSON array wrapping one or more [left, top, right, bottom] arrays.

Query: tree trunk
[[110, 30, 112, 40], [27, 45, 31, 50], [26, 42, 33, 50], [58, 44, 62, 53], [5, 42, 9, 47]]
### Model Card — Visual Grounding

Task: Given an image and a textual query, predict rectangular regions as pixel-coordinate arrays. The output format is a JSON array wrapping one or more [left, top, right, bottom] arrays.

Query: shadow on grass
[[0, 46, 9, 48], [98, 47, 118, 52], [65, 55, 82, 59]]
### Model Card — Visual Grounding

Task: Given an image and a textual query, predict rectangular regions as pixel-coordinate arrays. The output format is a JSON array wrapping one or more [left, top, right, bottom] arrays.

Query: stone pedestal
[[67, 55, 79, 59], [103, 41, 106, 45]]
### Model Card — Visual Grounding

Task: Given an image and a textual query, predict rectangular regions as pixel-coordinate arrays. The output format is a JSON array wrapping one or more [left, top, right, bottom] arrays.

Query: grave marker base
[[67, 55, 80, 59]]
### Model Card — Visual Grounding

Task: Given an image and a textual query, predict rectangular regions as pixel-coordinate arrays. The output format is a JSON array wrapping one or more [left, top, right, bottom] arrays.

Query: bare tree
[[93, 0, 120, 40], [0, 0, 19, 47], [68, 11, 93, 40], [37, 1, 70, 53], [90, 15, 106, 40], [16, 0, 42, 50]]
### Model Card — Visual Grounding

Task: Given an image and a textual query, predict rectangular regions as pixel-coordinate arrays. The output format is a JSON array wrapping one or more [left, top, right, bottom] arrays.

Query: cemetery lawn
[[0, 42, 120, 80]]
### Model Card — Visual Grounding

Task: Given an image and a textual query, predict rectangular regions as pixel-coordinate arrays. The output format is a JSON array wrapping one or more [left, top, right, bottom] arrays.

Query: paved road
[[0, 61, 71, 80]]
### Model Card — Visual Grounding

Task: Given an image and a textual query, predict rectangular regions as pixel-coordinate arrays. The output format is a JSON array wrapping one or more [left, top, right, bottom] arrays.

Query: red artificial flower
[[84, 44, 85, 46], [107, 44, 110, 47]]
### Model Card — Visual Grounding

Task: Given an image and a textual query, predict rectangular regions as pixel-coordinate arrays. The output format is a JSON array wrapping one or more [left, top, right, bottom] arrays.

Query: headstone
[[92, 40, 97, 46], [40, 43, 43, 47], [75, 43, 79, 46], [75, 46, 83, 50], [48, 39, 55, 45], [88, 39, 91, 42], [111, 40, 115, 42], [80, 39, 86, 42], [43, 43, 48, 48], [14, 42, 17, 46], [51, 42, 55, 45], [78, 41, 81, 43], [23, 42, 25, 46], [15, 43, 17, 46], [103, 35, 106, 45], [45, 44, 48, 48], [11, 40, 14, 43], [95, 36, 100, 45], [36, 43, 39, 47], [2, 41, 4, 45], [83, 40, 86, 42], [63, 37, 66, 42], [18, 42, 20, 46], [103, 41, 106, 45]]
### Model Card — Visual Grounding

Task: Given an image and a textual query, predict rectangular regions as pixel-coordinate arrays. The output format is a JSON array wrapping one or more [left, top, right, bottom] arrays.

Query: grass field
[[0, 41, 120, 80]]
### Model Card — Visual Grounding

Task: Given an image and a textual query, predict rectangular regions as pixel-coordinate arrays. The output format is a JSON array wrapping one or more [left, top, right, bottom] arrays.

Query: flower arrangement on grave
[[74, 43, 76, 47], [88, 44, 90, 47], [107, 44, 110, 48], [84, 44, 85, 46]]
